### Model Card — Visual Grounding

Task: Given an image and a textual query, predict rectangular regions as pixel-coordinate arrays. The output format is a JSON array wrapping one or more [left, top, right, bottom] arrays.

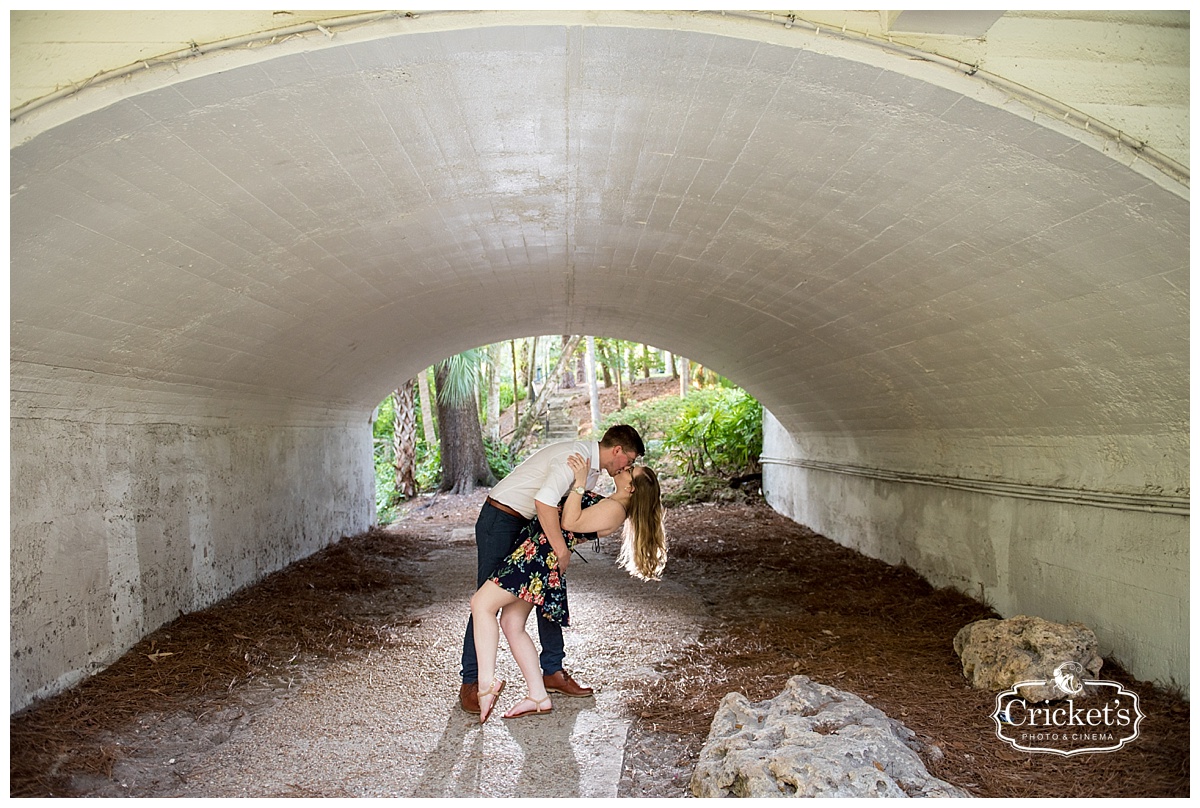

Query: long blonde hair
[[619, 466, 667, 581]]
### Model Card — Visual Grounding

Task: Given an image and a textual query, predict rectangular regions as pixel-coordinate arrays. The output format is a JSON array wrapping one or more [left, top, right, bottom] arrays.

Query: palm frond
[[435, 349, 484, 407]]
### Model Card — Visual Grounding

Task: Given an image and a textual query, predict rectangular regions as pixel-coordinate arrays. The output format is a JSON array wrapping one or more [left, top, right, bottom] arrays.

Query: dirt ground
[[10, 484, 1189, 798]]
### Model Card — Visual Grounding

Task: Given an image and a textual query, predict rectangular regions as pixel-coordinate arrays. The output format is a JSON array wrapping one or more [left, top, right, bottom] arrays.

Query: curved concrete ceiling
[[10, 13, 1189, 491]]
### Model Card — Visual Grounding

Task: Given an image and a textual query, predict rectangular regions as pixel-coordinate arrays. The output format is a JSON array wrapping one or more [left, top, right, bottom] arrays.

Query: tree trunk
[[511, 339, 520, 430], [585, 336, 601, 431], [417, 368, 436, 446], [435, 362, 496, 495], [680, 357, 691, 397], [526, 335, 539, 404], [666, 351, 678, 379], [486, 343, 501, 441], [560, 335, 575, 388], [642, 343, 651, 379], [391, 381, 417, 499], [615, 343, 625, 408]]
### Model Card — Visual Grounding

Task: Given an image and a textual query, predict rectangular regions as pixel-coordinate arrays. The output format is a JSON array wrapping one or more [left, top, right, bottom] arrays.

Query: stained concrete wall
[[10, 408, 374, 712], [762, 412, 1189, 692]]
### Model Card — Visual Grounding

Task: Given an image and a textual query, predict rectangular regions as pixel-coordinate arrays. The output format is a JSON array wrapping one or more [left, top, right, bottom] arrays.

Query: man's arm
[[533, 444, 593, 570], [535, 499, 571, 571]]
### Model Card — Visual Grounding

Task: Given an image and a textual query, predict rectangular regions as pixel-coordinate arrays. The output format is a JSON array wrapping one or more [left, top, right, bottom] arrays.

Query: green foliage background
[[371, 338, 763, 522], [594, 386, 762, 477]]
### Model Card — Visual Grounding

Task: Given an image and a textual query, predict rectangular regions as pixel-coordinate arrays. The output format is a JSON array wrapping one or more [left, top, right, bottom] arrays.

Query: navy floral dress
[[489, 492, 602, 626]]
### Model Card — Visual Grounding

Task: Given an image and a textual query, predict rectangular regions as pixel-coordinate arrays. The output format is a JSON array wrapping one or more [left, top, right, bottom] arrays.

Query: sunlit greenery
[[664, 387, 763, 477], [371, 337, 764, 521], [595, 386, 762, 477], [372, 393, 441, 523]]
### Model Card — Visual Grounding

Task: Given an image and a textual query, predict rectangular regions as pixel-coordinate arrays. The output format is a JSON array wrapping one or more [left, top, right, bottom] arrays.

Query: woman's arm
[[562, 497, 626, 536], [561, 452, 627, 536]]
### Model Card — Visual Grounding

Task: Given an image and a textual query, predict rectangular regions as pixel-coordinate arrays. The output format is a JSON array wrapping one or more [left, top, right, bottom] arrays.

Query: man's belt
[[485, 497, 524, 519]]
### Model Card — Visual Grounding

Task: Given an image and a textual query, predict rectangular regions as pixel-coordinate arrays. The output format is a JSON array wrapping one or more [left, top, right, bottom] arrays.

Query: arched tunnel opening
[[9, 10, 1189, 797]]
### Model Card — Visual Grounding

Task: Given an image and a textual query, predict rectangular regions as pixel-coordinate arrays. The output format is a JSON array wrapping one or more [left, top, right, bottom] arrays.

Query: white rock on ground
[[953, 614, 1103, 702], [690, 675, 969, 798]]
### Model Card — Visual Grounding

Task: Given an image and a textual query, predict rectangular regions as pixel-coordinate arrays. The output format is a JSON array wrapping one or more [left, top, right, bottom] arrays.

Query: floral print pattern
[[489, 492, 602, 626]]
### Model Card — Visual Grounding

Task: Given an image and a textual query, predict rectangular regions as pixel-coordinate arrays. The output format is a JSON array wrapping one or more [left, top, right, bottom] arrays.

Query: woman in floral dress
[[488, 490, 603, 627], [469, 453, 667, 722]]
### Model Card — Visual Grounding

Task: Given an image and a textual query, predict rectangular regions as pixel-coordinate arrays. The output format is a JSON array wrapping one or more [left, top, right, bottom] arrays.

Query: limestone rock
[[953, 614, 1103, 702], [689, 675, 969, 798]]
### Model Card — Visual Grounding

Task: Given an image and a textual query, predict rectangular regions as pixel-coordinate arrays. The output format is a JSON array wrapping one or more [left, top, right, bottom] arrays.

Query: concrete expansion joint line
[[759, 455, 1189, 516]]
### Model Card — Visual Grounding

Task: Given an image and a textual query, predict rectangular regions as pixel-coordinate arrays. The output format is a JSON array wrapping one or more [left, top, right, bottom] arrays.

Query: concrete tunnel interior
[[9, 11, 1190, 714]]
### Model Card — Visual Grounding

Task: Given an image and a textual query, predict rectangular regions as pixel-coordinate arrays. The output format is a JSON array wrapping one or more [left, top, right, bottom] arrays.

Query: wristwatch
[[572, 486, 586, 496]]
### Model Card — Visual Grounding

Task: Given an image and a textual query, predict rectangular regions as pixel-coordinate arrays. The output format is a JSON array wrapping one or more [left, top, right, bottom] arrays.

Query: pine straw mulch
[[8, 528, 434, 797], [624, 498, 1190, 798]]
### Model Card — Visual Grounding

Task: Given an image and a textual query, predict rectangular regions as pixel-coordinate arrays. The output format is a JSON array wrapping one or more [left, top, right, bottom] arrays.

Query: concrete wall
[[762, 412, 1189, 692], [10, 407, 375, 713]]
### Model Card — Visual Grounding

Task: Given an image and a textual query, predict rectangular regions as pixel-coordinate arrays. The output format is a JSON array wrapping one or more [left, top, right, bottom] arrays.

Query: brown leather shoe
[[460, 682, 480, 713], [543, 669, 594, 697]]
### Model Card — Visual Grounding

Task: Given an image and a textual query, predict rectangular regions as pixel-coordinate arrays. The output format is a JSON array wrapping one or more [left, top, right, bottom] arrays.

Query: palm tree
[[391, 380, 417, 499], [435, 350, 496, 495]]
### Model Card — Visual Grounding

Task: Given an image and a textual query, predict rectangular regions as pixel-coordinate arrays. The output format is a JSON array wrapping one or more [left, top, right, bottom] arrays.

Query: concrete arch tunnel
[[10, 11, 1189, 713]]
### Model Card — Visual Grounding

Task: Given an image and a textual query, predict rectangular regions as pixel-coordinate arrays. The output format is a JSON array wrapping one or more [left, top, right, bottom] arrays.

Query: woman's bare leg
[[470, 580, 518, 718], [499, 602, 552, 716]]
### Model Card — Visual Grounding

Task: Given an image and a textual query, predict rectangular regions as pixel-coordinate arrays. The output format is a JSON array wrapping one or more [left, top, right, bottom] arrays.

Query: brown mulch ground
[[625, 498, 1190, 798], [8, 529, 431, 797], [10, 492, 1188, 797]]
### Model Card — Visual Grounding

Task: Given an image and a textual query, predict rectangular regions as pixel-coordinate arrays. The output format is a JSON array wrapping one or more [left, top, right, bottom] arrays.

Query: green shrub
[[415, 440, 440, 491], [593, 395, 691, 468], [664, 387, 762, 477], [371, 389, 443, 521], [484, 435, 516, 480], [374, 454, 399, 524], [660, 475, 729, 507], [498, 381, 530, 413], [595, 387, 762, 479]]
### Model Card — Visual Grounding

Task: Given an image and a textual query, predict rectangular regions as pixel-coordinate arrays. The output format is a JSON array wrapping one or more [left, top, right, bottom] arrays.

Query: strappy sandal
[[478, 679, 506, 724], [502, 695, 553, 719]]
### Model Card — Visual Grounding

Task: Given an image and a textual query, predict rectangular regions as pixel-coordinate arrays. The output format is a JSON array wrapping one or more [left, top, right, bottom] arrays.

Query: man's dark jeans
[[460, 501, 565, 683]]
